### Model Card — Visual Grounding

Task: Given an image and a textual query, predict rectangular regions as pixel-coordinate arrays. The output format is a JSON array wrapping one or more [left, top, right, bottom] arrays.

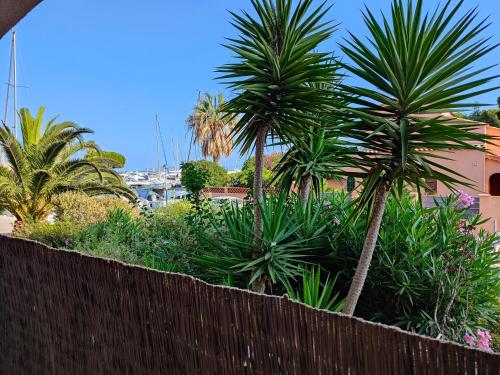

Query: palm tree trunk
[[250, 125, 267, 293], [213, 155, 221, 164], [342, 182, 388, 316], [299, 175, 312, 207]]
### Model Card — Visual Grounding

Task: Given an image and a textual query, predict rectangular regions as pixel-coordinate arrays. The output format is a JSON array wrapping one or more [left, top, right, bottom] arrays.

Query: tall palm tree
[[218, 0, 336, 291], [0, 107, 134, 225], [338, 0, 498, 315], [187, 93, 236, 164]]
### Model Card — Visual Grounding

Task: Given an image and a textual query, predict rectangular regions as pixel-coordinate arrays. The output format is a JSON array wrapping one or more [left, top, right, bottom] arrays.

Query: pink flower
[[464, 330, 492, 352], [476, 329, 492, 351], [464, 333, 475, 346], [455, 190, 474, 209]]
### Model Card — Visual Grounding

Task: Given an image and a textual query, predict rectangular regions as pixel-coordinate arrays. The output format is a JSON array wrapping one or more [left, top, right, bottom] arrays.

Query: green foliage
[[193, 193, 333, 289], [329, 194, 500, 342], [194, 160, 229, 186], [272, 128, 361, 196], [465, 106, 500, 127], [285, 266, 344, 312], [18, 220, 80, 249], [181, 161, 209, 201], [338, 0, 498, 205], [85, 150, 127, 169], [0, 106, 134, 224], [76, 208, 146, 264], [218, 0, 336, 154], [53, 191, 138, 226], [232, 156, 274, 188]]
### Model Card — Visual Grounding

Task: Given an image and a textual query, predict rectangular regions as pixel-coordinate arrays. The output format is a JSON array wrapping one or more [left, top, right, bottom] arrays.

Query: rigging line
[[3, 31, 14, 125], [156, 115, 169, 173]]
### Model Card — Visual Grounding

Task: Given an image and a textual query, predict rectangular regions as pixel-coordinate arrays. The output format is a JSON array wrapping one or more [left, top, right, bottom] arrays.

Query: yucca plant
[[0, 107, 134, 225], [337, 0, 498, 315], [194, 193, 311, 289], [218, 0, 336, 291], [285, 266, 344, 312], [272, 128, 365, 204]]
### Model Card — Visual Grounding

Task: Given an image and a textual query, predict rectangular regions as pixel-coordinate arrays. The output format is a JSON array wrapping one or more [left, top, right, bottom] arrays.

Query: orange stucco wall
[[433, 149, 486, 195], [478, 194, 500, 233], [486, 126, 500, 158]]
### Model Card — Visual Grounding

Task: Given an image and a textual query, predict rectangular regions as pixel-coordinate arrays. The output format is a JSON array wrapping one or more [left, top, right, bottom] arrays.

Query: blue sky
[[0, 0, 498, 170]]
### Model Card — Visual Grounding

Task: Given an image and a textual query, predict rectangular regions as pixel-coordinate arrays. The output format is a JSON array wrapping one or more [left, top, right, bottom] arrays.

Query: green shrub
[[73, 208, 147, 264], [143, 200, 197, 272], [146, 200, 192, 228], [18, 220, 80, 249], [53, 191, 139, 226], [329, 194, 500, 342]]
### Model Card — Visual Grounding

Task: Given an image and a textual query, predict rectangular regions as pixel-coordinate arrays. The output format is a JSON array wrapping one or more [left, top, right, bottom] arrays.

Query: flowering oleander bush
[[455, 190, 475, 209], [329, 194, 499, 343], [465, 329, 492, 351]]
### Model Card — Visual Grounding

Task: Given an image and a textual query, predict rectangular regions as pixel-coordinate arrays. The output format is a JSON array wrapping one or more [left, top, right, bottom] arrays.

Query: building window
[[347, 176, 355, 192], [425, 179, 437, 194]]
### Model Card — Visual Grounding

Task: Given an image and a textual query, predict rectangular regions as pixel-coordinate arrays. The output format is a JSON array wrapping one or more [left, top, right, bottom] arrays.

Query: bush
[[53, 191, 139, 226], [18, 220, 80, 249], [329, 194, 500, 343], [73, 208, 147, 265]]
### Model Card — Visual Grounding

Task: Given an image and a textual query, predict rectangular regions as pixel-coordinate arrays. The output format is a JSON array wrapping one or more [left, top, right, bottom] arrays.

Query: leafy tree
[[187, 93, 236, 164], [233, 156, 274, 188], [0, 107, 134, 225], [218, 0, 336, 291], [180, 161, 209, 205], [194, 160, 229, 186], [465, 106, 500, 127], [338, 0, 497, 315]]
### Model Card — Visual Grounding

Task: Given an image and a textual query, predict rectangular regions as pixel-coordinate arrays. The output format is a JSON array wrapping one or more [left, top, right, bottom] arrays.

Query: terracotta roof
[[0, 0, 43, 38]]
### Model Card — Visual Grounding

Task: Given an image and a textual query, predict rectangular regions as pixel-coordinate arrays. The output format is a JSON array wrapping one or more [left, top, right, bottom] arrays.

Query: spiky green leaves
[[338, 0, 498, 203], [218, 0, 337, 154]]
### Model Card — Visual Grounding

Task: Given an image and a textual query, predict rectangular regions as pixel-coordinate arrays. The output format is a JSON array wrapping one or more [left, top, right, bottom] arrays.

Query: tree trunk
[[299, 175, 312, 207], [213, 155, 220, 164], [342, 182, 388, 316], [250, 125, 268, 293]]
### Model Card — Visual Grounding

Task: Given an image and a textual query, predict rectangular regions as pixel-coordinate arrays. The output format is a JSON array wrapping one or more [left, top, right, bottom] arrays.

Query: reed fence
[[0, 236, 498, 374]]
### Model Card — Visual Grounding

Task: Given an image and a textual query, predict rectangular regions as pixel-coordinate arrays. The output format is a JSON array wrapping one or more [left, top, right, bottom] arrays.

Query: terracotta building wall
[[433, 149, 486, 195], [478, 194, 500, 233], [486, 126, 500, 157]]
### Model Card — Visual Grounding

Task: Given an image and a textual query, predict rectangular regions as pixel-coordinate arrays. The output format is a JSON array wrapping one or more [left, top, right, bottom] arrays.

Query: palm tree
[[0, 107, 134, 225], [187, 93, 236, 164], [217, 0, 335, 291], [338, 0, 498, 315]]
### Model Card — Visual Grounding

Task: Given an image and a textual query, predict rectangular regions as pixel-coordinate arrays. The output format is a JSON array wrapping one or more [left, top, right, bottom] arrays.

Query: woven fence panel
[[0, 236, 498, 374]]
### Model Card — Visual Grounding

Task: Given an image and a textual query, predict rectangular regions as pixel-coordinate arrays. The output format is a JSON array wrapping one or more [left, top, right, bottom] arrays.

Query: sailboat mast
[[155, 114, 161, 174], [3, 31, 14, 126], [13, 31, 17, 138]]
